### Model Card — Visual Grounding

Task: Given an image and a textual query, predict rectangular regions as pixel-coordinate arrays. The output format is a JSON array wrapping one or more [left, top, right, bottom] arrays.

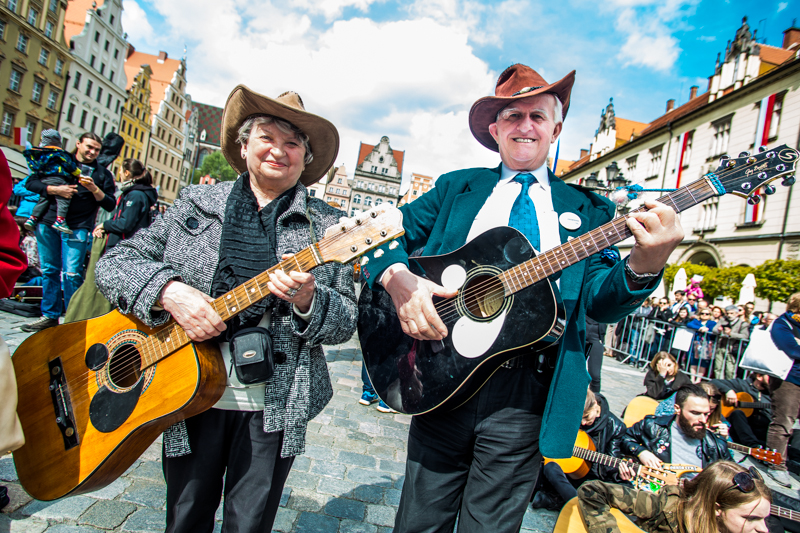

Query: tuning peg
[[782, 176, 796, 187], [739, 151, 750, 158], [759, 146, 767, 152], [764, 185, 777, 195], [747, 196, 761, 205]]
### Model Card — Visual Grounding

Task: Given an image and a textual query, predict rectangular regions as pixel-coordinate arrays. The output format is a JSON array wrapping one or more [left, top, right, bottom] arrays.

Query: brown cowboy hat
[[469, 64, 575, 152], [221, 85, 340, 186]]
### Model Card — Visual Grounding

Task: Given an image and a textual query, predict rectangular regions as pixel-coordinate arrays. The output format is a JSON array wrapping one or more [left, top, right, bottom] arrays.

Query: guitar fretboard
[[572, 446, 622, 469], [738, 402, 771, 409], [772, 505, 800, 522], [138, 245, 322, 369], [499, 177, 719, 295]]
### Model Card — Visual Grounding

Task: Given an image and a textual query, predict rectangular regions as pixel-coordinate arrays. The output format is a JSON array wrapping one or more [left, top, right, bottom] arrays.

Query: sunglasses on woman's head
[[729, 467, 763, 493]]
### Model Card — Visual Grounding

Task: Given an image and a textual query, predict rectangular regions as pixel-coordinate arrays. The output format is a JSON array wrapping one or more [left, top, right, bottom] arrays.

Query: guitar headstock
[[319, 205, 404, 264], [638, 466, 679, 492], [713, 145, 798, 204], [749, 447, 783, 465]]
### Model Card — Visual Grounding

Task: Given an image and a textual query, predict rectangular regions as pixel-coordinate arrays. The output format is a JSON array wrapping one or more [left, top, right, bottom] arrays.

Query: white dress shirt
[[467, 163, 561, 254]]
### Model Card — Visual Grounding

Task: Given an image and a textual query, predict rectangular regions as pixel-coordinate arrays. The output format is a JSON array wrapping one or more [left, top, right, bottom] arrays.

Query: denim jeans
[[35, 224, 90, 319], [361, 362, 375, 394]]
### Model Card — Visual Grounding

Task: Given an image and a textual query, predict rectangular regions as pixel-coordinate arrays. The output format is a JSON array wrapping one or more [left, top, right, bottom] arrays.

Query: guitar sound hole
[[107, 344, 143, 388], [463, 274, 505, 319]]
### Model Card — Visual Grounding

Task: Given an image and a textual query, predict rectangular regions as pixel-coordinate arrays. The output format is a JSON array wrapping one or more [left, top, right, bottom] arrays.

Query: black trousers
[[727, 410, 767, 448], [542, 462, 581, 503], [162, 409, 295, 533], [394, 366, 549, 533]]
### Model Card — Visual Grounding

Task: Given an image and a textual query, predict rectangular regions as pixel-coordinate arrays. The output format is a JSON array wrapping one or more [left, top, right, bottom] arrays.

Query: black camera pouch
[[230, 326, 274, 385]]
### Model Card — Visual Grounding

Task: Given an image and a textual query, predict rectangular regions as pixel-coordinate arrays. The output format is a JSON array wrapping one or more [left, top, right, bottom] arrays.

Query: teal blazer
[[362, 165, 659, 458]]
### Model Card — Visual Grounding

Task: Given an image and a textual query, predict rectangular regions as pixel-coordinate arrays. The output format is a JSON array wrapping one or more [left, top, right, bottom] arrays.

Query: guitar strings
[[425, 158, 775, 325]]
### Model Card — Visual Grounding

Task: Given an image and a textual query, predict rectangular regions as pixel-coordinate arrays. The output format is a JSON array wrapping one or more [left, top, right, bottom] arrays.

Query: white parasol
[[738, 273, 757, 305], [673, 268, 687, 293]]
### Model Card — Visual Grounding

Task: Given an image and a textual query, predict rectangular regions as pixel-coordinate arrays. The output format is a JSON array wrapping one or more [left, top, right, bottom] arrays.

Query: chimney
[[158, 51, 168, 63], [784, 21, 800, 50], [689, 86, 698, 100], [666, 99, 675, 113], [580, 148, 588, 159]]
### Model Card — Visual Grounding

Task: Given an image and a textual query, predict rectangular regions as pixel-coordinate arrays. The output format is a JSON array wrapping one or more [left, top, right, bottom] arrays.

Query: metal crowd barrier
[[608, 314, 750, 381]]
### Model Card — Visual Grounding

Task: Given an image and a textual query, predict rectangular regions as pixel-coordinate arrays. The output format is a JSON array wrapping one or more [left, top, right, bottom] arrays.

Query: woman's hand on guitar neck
[[382, 264, 458, 341], [637, 450, 662, 469], [160, 281, 227, 342]]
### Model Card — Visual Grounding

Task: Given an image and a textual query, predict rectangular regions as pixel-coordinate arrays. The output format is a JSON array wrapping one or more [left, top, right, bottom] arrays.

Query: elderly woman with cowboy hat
[[96, 86, 356, 532], [359, 63, 684, 532]]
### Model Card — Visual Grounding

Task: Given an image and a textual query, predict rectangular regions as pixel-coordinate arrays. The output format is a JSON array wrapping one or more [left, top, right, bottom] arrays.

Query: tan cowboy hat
[[469, 64, 575, 152], [221, 85, 340, 187]]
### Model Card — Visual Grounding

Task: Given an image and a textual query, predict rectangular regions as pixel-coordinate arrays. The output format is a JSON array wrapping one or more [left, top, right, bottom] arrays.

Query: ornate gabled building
[[349, 136, 403, 216], [184, 100, 222, 181], [321, 164, 350, 212], [114, 62, 151, 179], [59, 0, 127, 152], [126, 48, 188, 203], [398, 172, 433, 206], [560, 17, 800, 273], [0, 0, 71, 153]]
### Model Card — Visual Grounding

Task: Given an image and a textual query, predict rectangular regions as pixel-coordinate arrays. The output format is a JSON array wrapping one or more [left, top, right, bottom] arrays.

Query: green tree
[[701, 265, 753, 301], [191, 151, 237, 184], [754, 260, 800, 310], [663, 262, 713, 295]]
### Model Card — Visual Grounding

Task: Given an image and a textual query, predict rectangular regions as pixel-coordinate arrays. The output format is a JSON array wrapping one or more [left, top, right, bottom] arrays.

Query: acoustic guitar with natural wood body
[[721, 391, 771, 419], [11, 205, 404, 501]]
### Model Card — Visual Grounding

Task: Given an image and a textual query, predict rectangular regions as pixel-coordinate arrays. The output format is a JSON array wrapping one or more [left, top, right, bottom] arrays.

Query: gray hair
[[237, 114, 314, 166], [496, 93, 563, 126]]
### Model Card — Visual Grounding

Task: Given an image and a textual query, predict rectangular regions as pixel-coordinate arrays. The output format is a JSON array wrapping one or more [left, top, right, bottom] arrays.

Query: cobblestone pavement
[[3, 309, 785, 532]]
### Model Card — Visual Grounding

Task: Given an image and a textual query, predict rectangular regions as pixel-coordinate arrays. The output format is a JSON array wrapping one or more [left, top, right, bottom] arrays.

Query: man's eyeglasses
[[728, 467, 763, 493], [688, 298, 697, 301], [497, 108, 549, 124]]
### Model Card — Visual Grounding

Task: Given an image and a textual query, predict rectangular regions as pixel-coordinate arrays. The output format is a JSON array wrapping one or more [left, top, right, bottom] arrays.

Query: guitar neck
[[772, 505, 800, 522], [726, 442, 752, 454], [500, 177, 720, 294], [738, 402, 771, 410], [572, 447, 622, 469], [140, 244, 322, 368]]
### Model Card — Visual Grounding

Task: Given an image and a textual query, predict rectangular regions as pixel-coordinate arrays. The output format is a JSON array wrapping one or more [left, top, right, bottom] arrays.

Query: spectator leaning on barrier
[[712, 305, 751, 380]]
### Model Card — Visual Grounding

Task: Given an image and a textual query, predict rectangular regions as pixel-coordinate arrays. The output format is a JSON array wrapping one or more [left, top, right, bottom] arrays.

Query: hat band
[[511, 86, 544, 97]]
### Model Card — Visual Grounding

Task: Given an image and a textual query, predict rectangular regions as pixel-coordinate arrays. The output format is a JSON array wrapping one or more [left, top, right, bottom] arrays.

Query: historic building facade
[[561, 18, 800, 270], [113, 62, 151, 179], [59, 0, 127, 152], [350, 136, 403, 216], [323, 164, 350, 211], [126, 48, 188, 203], [398, 172, 433, 206], [0, 0, 71, 151], [183, 100, 222, 182]]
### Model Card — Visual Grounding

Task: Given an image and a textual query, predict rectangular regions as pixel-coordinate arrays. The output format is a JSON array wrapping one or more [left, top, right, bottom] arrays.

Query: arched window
[[364, 196, 373, 206], [375, 198, 383, 205], [353, 194, 361, 204]]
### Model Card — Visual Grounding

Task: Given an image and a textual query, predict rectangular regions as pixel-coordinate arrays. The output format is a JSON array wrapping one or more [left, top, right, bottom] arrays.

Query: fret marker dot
[[227, 295, 232, 300], [231, 307, 237, 312], [251, 289, 256, 293]]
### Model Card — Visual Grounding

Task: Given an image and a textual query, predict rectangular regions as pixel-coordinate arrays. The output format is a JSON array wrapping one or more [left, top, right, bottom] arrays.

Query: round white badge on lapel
[[559, 212, 581, 231]]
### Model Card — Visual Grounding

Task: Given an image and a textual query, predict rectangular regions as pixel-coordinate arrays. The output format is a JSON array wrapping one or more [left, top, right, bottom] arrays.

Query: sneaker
[[531, 491, 561, 511], [0, 486, 8, 510], [23, 217, 36, 231], [767, 468, 793, 488], [376, 400, 397, 413], [52, 220, 73, 234], [359, 391, 379, 406], [20, 316, 58, 332]]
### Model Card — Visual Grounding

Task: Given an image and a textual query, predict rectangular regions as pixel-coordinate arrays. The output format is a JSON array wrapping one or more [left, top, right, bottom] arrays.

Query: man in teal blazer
[[360, 64, 684, 532]]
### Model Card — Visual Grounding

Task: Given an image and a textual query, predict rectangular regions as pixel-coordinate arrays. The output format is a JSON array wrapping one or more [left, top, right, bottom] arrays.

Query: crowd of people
[[0, 61, 797, 533]]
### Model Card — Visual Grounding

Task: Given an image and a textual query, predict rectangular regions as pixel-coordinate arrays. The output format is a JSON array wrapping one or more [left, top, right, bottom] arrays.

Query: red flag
[[12, 127, 27, 146]]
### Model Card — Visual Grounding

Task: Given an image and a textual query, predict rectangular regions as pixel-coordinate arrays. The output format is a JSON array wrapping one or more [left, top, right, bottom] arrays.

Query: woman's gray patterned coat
[[95, 179, 357, 458]]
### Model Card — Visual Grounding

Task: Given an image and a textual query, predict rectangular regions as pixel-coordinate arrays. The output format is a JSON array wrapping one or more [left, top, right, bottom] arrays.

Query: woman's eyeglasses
[[729, 467, 763, 493]]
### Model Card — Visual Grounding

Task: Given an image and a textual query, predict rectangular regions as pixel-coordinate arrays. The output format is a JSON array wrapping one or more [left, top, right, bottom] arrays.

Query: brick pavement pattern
[[3, 309, 794, 532]]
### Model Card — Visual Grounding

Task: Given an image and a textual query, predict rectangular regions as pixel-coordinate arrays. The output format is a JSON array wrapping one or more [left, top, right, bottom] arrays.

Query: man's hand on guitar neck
[[625, 200, 685, 288], [725, 390, 738, 406], [160, 281, 227, 342], [381, 264, 458, 341], [637, 450, 662, 469]]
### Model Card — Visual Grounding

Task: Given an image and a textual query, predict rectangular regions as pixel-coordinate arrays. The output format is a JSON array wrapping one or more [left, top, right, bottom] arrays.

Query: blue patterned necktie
[[508, 173, 540, 250]]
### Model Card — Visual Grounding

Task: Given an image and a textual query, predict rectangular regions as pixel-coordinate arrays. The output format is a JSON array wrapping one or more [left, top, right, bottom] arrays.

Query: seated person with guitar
[[577, 460, 773, 533], [532, 389, 634, 511], [96, 87, 357, 532], [358, 63, 684, 532], [712, 373, 772, 448], [644, 351, 691, 400], [621, 384, 730, 471]]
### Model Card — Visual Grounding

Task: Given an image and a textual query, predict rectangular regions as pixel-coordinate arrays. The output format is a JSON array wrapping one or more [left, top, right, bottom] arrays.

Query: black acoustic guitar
[[358, 146, 798, 415]]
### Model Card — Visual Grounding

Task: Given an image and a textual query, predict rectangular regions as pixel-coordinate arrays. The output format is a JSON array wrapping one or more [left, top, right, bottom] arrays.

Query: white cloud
[[121, 0, 156, 46], [697, 35, 716, 42], [777, 2, 788, 12], [289, 0, 381, 21], [618, 30, 680, 71]]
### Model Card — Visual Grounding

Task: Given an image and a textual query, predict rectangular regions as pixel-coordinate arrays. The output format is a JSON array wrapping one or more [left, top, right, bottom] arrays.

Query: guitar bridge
[[48, 357, 78, 450]]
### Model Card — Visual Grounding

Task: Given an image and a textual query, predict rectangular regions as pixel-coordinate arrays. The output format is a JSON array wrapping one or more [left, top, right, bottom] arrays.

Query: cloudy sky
[[122, 0, 793, 190]]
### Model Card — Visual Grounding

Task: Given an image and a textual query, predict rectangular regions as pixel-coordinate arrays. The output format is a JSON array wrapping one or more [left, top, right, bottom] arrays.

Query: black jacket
[[621, 415, 731, 466], [643, 369, 692, 400], [584, 393, 628, 480], [103, 184, 158, 248], [25, 158, 115, 229]]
